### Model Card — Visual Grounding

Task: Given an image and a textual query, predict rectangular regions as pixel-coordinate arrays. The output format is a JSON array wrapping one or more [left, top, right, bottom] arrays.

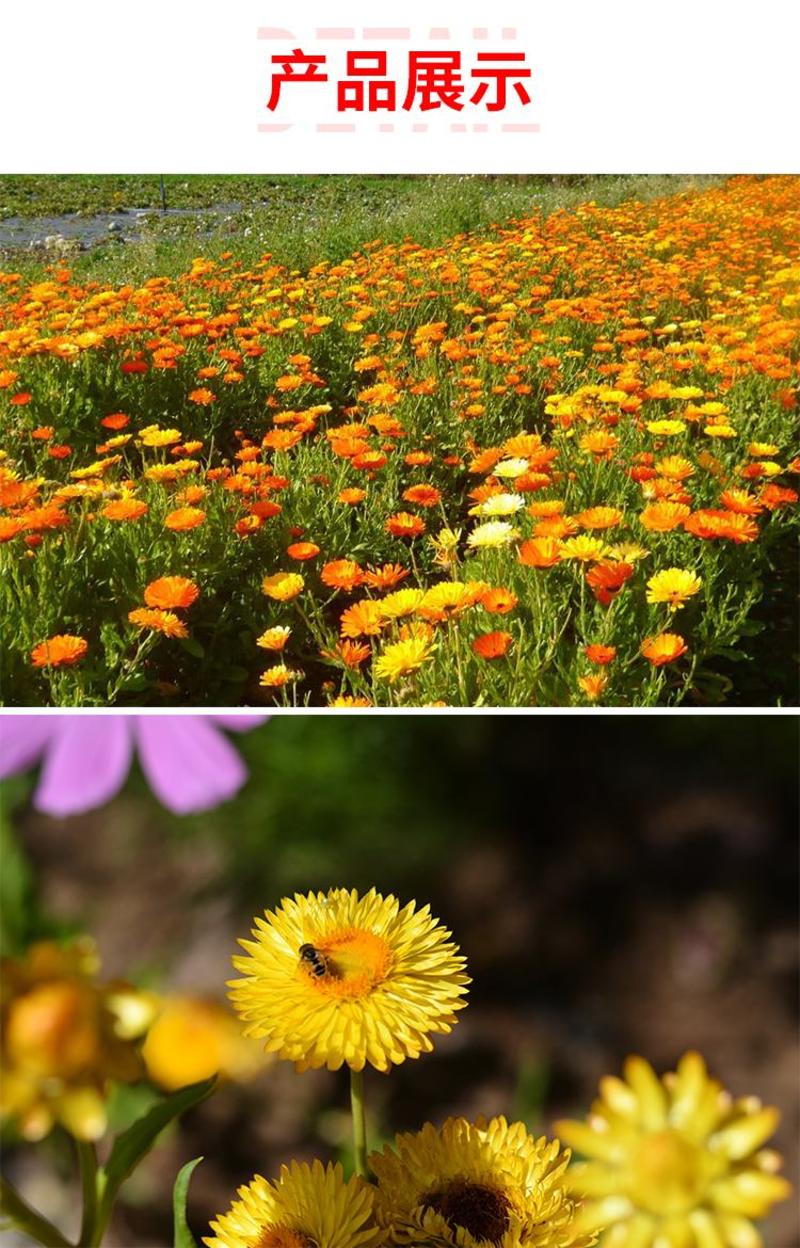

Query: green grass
[[0, 174, 723, 284]]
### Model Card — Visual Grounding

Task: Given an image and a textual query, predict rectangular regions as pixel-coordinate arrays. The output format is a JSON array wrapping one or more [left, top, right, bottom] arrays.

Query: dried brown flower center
[[424, 1180, 511, 1244]]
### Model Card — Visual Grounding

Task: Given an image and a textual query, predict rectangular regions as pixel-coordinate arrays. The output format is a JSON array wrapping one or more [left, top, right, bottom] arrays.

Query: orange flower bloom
[[0, 517, 26, 542], [143, 576, 200, 610], [30, 634, 88, 668], [20, 506, 70, 534], [578, 673, 608, 700], [385, 511, 426, 539], [338, 487, 367, 505], [128, 608, 188, 639], [164, 507, 206, 532], [518, 537, 561, 568], [321, 559, 363, 591], [286, 541, 320, 561], [102, 499, 148, 522], [480, 587, 518, 614], [586, 561, 634, 606], [639, 501, 691, 532], [576, 506, 623, 530], [472, 630, 513, 659], [339, 599, 385, 638], [100, 413, 130, 430], [188, 388, 215, 406], [322, 639, 372, 668], [641, 632, 688, 666], [684, 509, 758, 542], [585, 644, 617, 665], [363, 563, 409, 591], [402, 484, 442, 507]]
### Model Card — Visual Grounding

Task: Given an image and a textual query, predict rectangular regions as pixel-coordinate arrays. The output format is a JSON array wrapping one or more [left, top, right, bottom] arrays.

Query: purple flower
[[0, 715, 269, 817]]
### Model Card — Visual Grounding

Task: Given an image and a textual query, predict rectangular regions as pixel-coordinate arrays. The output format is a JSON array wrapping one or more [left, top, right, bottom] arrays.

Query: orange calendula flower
[[472, 630, 513, 659], [363, 563, 409, 591], [684, 509, 758, 543], [402, 484, 442, 507], [143, 576, 200, 610], [128, 608, 188, 639], [340, 599, 385, 639], [101, 498, 148, 522], [385, 511, 426, 539], [578, 673, 608, 700], [338, 487, 367, 505], [30, 635, 88, 668], [287, 541, 320, 561], [586, 561, 634, 606], [585, 644, 616, 665], [164, 507, 206, 532], [576, 505, 623, 530], [187, 387, 215, 405], [322, 639, 372, 668], [321, 559, 363, 591], [518, 537, 562, 568], [641, 632, 688, 666], [639, 501, 691, 531], [480, 587, 518, 614], [257, 626, 292, 651]]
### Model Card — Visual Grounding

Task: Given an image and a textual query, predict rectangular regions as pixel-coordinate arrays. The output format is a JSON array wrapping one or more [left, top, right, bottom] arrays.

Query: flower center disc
[[630, 1130, 709, 1216], [308, 928, 392, 999], [256, 1227, 316, 1248], [425, 1180, 511, 1245]]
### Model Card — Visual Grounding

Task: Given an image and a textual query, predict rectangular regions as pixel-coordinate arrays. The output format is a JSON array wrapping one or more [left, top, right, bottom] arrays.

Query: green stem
[[77, 1141, 99, 1248], [349, 1068, 368, 1177], [0, 1175, 72, 1248]]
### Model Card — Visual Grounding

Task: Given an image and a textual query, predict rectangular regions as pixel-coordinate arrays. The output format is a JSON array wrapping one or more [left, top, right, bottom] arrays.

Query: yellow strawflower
[[556, 1052, 791, 1247], [371, 1115, 596, 1248], [204, 1160, 381, 1248], [229, 888, 469, 1072]]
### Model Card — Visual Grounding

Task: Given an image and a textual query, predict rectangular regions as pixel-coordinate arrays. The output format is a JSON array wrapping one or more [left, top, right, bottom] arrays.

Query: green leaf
[[0, 784, 36, 957], [180, 637, 206, 659], [97, 1077, 215, 1230], [173, 1157, 203, 1248]]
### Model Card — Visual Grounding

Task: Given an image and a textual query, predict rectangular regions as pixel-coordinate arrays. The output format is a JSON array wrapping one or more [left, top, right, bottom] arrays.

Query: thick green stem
[[77, 1141, 99, 1248], [349, 1068, 368, 1177], [0, 1175, 72, 1248]]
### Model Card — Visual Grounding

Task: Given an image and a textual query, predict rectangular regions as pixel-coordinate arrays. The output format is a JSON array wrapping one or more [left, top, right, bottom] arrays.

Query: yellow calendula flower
[[559, 536, 611, 563], [204, 1160, 381, 1248], [646, 567, 702, 609], [229, 888, 469, 1072], [556, 1053, 791, 1247], [262, 571, 304, 602], [378, 588, 427, 621], [371, 1116, 595, 1248], [0, 938, 154, 1141], [374, 635, 436, 682]]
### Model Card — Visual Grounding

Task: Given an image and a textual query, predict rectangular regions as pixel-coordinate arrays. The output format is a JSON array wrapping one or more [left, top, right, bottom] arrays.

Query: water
[[0, 203, 243, 251]]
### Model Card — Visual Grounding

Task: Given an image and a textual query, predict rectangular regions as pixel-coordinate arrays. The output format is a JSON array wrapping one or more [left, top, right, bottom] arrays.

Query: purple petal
[[210, 714, 270, 733], [134, 718, 249, 815], [34, 720, 134, 817], [0, 716, 57, 780]]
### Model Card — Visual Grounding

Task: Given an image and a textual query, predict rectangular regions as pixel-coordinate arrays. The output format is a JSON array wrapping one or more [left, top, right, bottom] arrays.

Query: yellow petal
[[715, 1213, 765, 1248], [625, 1055, 668, 1131], [688, 1209, 726, 1248], [709, 1170, 792, 1217], [710, 1107, 779, 1160], [554, 1118, 625, 1163]]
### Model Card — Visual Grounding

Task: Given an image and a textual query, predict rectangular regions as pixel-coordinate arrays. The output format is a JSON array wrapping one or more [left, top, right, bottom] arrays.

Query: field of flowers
[[0, 176, 798, 706]]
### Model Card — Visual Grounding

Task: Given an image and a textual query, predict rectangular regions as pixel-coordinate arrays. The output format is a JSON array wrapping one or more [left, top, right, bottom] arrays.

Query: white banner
[[0, 0, 798, 173]]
